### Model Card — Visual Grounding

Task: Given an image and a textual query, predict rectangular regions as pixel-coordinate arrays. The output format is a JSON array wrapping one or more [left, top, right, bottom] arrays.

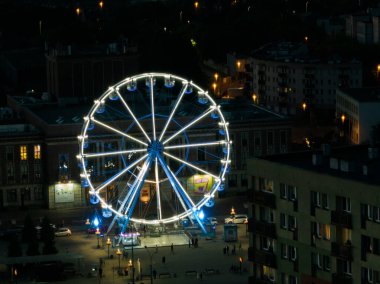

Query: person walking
[[99, 267, 103, 278], [171, 243, 174, 253], [153, 269, 157, 279], [188, 239, 191, 248], [226, 245, 230, 255], [200, 272, 203, 280], [162, 256, 166, 264]]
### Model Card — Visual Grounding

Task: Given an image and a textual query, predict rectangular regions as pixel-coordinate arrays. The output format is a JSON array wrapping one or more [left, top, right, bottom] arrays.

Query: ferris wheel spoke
[[115, 89, 151, 143], [149, 76, 157, 140], [92, 118, 148, 147], [155, 158, 162, 220], [122, 157, 153, 217], [157, 156, 190, 213], [95, 153, 148, 193], [162, 107, 215, 145], [166, 165, 196, 208], [83, 148, 146, 158], [158, 83, 187, 141], [165, 141, 227, 150], [163, 151, 219, 179]]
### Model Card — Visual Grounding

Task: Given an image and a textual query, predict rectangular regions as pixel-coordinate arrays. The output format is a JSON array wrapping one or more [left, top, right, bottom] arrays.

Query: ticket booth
[[224, 224, 238, 242]]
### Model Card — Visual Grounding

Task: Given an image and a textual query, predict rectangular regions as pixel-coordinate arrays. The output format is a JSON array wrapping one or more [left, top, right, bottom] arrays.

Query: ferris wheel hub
[[147, 140, 164, 157]]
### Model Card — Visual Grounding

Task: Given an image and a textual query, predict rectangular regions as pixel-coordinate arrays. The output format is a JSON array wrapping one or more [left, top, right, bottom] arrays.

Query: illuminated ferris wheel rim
[[78, 72, 231, 225]]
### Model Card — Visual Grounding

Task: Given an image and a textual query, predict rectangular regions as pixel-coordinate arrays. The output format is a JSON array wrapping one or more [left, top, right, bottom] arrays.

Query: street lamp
[[95, 228, 100, 249], [106, 237, 111, 258], [116, 248, 122, 270], [230, 207, 236, 216], [214, 73, 219, 81], [302, 102, 307, 111], [144, 246, 153, 284], [194, 1, 199, 9], [99, 1, 104, 9], [341, 114, 346, 124], [212, 83, 217, 94], [75, 7, 81, 16], [252, 93, 257, 103]]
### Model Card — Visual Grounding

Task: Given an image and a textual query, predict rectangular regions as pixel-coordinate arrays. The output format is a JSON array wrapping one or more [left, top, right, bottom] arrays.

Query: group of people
[[189, 237, 199, 248], [223, 244, 237, 255]]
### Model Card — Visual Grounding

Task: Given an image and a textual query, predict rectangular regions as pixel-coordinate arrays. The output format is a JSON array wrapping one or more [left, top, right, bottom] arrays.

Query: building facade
[[249, 42, 362, 115], [336, 88, 380, 144], [45, 41, 139, 104], [247, 144, 380, 284]]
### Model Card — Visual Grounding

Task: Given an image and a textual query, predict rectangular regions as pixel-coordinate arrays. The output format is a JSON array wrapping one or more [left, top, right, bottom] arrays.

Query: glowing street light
[[194, 1, 199, 9], [230, 207, 236, 216], [341, 114, 346, 124], [214, 73, 219, 81], [75, 7, 81, 16], [302, 102, 307, 111], [116, 248, 122, 270], [252, 93, 257, 103], [106, 237, 111, 258], [99, 1, 104, 9], [236, 61, 241, 70], [212, 83, 217, 93]]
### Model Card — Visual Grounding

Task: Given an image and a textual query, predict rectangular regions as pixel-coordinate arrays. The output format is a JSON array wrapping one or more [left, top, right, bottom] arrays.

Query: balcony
[[252, 190, 276, 208], [331, 242, 352, 260], [332, 273, 352, 284], [248, 246, 276, 268], [248, 219, 276, 238], [331, 211, 352, 228]]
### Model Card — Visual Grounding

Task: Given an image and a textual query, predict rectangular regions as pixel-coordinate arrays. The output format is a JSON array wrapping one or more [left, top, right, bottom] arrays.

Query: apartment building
[[249, 42, 362, 115], [336, 88, 380, 144], [247, 144, 380, 284]]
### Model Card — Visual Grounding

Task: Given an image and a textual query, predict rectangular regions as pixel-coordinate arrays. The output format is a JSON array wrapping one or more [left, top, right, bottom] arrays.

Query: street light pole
[[116, 248, 122, 270], [96, 228, 100, 249], [106, 238, 111, 258]]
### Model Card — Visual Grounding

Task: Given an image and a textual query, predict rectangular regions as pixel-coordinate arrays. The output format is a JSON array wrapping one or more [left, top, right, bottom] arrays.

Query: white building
[[336, 88, 380, 144], [249, 42, 362, 115]]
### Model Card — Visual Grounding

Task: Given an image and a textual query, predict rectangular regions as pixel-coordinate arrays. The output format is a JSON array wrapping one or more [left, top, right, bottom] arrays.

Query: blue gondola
[[127, 81, 137, 91], [205, 198, 215, 207], [109, 92, 119, 101], [102, 208, 112, 218], [211, 111, 219, 119], [185, 85, 193, 94], [218, 183, 225, 191], [164, 76, 175, 88], [87, 122, 95, 130], [96, 104, 105, 114], [90, 195, 99, 204]]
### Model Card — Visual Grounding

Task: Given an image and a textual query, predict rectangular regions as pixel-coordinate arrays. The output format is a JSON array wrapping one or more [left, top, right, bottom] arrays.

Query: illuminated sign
[[187, 175, 213, 195], [55, 183, 74, 203]]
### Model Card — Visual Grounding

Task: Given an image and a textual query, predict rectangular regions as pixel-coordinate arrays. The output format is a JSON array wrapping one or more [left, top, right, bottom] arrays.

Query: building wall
[[46, 54, 139, 103], [250, 58, 362, 115], [247, 156, 380, 284]]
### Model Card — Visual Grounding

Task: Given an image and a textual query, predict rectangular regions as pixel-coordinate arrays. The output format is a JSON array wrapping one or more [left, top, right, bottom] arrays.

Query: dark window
[[7, 189, 17, 202]]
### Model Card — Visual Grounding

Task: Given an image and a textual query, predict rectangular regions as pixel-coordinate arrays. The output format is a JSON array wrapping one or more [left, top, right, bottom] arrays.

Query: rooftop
[[338, 88, 380, 102], [254, 144, 380, 185]]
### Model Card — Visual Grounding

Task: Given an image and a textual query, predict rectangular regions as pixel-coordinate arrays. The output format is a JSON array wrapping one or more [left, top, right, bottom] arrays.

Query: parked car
[[55, 227, 72, 237], [224, 214, 248, 224], [205, 217, 218, 225]]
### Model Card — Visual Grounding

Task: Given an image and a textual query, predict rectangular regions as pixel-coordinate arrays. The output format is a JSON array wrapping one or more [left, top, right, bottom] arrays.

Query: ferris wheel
[[78, 72, 231, 232]]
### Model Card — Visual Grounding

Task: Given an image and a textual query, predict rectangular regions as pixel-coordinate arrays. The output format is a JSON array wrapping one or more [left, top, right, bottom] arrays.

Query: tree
[[40, 216, 57, 255], [8, 236, 22, 257]]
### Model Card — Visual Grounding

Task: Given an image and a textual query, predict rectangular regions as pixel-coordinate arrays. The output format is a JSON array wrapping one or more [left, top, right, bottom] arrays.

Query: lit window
[[34, 145, 41, 159], [20, 146, 27, 160]]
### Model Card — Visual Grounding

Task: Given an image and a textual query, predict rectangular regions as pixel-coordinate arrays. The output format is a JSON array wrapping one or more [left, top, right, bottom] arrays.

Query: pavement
[[0, 223, 250, 284]]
